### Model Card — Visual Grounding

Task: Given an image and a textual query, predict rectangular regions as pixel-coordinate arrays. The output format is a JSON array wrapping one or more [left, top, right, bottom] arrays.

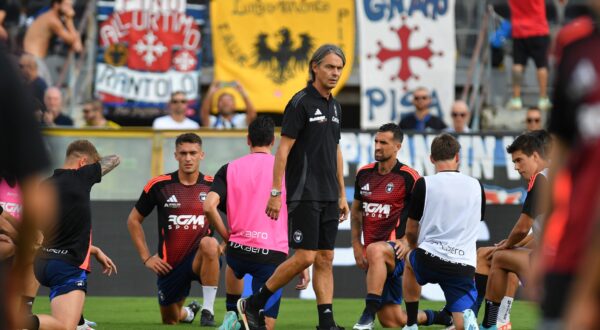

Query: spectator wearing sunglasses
[[445, 100, 471, 134], [153, 91, 200, 130], [525, 107, 543, 132], [399, 87, 447, 131]]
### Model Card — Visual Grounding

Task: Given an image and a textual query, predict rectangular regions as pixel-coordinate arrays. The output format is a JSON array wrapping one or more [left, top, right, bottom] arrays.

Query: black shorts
[[288, 201, 339, 250], [513, 35, 550, 68], [156, 251, 200, 306]]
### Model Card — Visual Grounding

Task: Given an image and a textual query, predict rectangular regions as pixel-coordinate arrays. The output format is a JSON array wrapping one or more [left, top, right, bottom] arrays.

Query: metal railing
[[54, 0, 97, 115]]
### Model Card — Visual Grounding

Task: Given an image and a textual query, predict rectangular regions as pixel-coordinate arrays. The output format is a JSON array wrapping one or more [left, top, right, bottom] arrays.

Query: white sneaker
[[508, 97, 522, 110], [76, 325, 94, 330], [402, 325, 418, 330], [84, 319, 97, 328], [463, 309, 479, 330], [538, 97, 551, 111]]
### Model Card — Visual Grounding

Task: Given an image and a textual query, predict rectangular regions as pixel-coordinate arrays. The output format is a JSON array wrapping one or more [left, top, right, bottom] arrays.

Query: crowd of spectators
[[0, 0, 575, 132]]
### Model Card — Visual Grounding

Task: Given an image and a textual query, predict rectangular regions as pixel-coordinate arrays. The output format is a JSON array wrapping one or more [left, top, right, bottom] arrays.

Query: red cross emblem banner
[[211, 0, 355, 113], [95, 0, 204, 107], [358, 0, 456, 129]]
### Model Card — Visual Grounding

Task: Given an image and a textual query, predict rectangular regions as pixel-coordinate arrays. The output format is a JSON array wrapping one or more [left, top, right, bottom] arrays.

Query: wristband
[[143, 256, 152, 265]]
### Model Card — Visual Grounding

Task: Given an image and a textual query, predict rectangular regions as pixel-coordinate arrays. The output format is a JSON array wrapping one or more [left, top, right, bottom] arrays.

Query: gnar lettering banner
[[95, 0, 206, 106], [211, 0, 355, 113], [358, 0, 456, 129]]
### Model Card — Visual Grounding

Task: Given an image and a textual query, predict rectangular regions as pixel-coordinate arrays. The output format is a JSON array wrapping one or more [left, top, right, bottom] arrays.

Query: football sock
[[474, 273, 488, 316], [202, 285, 218, 314], [226, 293, 241, 315], [406, 301, 419, 326], [253, 284, 274, 309], [482, 300, 500, 328], [498, 296, 513, 324], [317, 304, 335, 327], [365, 293, 382, 315]]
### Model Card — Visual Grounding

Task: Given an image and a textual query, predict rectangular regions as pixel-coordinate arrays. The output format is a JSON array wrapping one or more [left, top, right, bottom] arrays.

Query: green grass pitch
[[32, 297, 539, 329]]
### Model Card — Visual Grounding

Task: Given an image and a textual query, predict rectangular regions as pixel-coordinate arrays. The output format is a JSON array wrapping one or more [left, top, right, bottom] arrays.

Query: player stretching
[[204, 116, 309, 330], [352, 123, 453, 330], [127, 133, 220, 326], [402, 134, 484, 330], [26, 140, 119, 330]]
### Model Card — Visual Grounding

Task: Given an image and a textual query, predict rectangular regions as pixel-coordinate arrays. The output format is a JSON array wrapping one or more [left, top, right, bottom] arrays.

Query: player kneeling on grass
[[127, 133, 220, 326], [401, 134, 484, 330], [25, 140, 119, 330], [204, 116, 310, 330], [351, 123, 453, 330]]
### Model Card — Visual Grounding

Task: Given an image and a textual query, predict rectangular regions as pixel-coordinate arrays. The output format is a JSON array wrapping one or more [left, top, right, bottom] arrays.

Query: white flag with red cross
[[358, 0, 456, 129]]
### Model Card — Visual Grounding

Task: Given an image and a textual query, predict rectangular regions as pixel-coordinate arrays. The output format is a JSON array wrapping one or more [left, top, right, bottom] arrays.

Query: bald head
[[44, 87, 63, 115]]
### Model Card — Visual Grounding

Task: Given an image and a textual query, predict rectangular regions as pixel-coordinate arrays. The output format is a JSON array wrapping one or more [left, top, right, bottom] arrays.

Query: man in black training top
[[128, 133, 220, 326], [239, 44, 350, 330], [29, 140, 119, 330]]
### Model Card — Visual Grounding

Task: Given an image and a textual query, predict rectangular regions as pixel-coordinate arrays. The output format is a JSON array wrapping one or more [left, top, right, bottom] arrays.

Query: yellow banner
[[211, 0, 355, 113]]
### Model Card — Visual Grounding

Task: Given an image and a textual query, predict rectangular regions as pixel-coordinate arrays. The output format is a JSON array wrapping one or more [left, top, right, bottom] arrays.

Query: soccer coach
[[239, 44, 349, 330]]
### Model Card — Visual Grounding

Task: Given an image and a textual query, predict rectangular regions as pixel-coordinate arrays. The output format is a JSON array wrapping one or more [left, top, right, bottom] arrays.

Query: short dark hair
[[83, 99, 103, 111], [248, 116, 275, 147], [378, 123, 404, 143], [506, 132, 544, 157], [170, 91, 186, 100], [66, 140, 100, 162], [528, 130, 552, 160], [175, 133, 202, 147], [51, 0, 64, 5], [431, 134, 460, 161]]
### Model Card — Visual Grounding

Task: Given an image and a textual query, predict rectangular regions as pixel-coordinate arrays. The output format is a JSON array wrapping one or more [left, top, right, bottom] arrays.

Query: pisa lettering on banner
[[358, 0, 456, 129]]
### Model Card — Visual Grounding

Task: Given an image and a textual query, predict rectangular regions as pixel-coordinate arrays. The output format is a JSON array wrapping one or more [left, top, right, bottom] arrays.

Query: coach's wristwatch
[[270, 189, 282, 197]]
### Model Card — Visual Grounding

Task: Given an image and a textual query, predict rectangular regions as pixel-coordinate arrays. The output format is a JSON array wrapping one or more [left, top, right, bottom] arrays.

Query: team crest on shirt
[[199, 192, 207, 202], [293, 230, 303, 243], [386, 183, 394, 193]]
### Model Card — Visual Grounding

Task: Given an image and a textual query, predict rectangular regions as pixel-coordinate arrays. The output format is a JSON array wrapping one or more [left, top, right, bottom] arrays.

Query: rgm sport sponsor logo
[[362, 202, 391, 217], [0, 202, 21, 215], [242, 231, 268, 240], [167, 214, 205, 230]]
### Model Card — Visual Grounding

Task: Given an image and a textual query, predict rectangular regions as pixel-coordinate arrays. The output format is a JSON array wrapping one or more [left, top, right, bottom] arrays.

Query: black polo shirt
[[281, 83, 341, 202]]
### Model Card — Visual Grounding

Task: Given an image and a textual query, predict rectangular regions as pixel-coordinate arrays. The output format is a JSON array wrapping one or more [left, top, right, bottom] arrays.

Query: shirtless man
[[23, 0, 82, 77]]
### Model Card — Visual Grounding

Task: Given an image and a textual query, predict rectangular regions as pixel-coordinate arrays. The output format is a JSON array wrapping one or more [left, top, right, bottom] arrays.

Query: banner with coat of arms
[[211, 0, 355, 113], [95, 0, 206, 107], [358, 0, 456, 129]]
